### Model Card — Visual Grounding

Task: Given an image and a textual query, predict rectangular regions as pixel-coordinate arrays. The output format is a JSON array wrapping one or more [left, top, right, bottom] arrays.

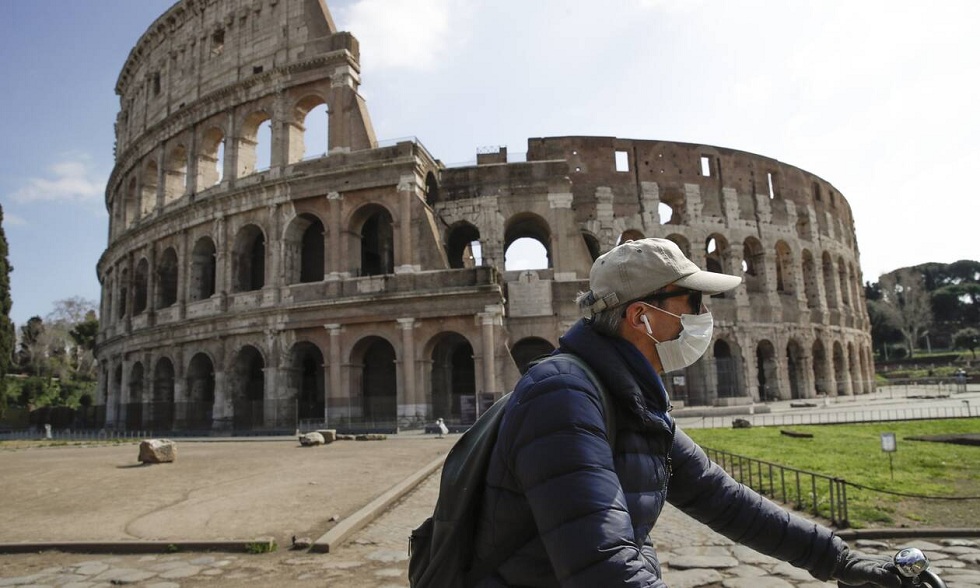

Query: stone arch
[[425, 171, 440, 206], [775, 240, 795, 295], [428, 332, 476, 423], [822, 251, 839, 308], [509, 336, 556, 376], [190, 237, 217, 301], [801, 249, 820, 309], [124, 176, 139, 227], [351, 336, 397, 425], [196, 126, 225, 189], [141, 162, 157, 219], [756, 339, 779, 402], [447, 221, 482, 269], [126, 361, 145, 429], [665, 233, 691, 258], [786, 339, 806, 400], [288, 341, 325, 422], [350, 204, 395, 277], [185, 352, 215, 430], [117, 267, 128, 319], [238, 109, 272, 177], [617, 229, 645, 245], [707, 234, 733, 298], [713, 339, 741, 398], [504, 212, 552, 270], [134, 258, 149, 315], [284, 213, 325, 284], [742, 237, 766, 294], [151, 357, 175, 430], [232, 344, 265, 430], [163, 143, 189, 204], [660, 187, 686, 225], [296, 95, 329, 161], [796, 207, 812, 240], [832, 341, 847, 396], [812, 338, 831, 396], [582, 231, 601, 262], [232, 224, 266, 292], [156, 247, 179, 308]]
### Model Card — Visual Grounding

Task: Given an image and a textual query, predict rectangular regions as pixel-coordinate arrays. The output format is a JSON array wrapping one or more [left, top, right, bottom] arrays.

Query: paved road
[[1, 389, 978, 587]]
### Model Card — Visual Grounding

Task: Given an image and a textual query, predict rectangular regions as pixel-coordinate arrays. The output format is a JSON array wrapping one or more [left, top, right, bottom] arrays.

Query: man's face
[[620, 285, 704, 373]]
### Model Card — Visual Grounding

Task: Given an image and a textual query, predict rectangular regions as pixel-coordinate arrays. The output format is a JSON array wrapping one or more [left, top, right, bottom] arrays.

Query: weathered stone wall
[[95, 0, 873, 432]]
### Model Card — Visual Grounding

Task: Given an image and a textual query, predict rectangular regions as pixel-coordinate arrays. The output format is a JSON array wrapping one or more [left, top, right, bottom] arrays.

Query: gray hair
[[576, 288, 670, 337]]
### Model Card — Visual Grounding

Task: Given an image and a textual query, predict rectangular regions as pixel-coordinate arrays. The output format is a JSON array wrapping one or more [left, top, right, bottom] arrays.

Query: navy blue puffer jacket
[[472, 319, 844, 587]]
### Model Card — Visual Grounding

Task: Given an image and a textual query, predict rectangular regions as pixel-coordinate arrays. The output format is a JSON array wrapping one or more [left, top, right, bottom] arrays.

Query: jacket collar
[[558, 319, 672, 430]]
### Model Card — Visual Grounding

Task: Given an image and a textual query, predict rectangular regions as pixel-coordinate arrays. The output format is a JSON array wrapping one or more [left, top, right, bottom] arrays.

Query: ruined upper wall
[[113, 0, 355, 154]]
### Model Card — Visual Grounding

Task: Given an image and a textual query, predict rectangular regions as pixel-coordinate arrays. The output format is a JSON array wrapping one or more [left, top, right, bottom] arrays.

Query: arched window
[[133, 259, 149, 315], [140, 162, 157, 219], [504, 213, 551, 271], [185, 353, 215, 430], [360, 208, 394, 276], [742, 237, 765, 294], [302, 102, 328, 160], [775, 241, 794, 294], [233, 225, 266, 292], [802, 250, 820, 309], [197, 127, 225, 189], [190, 237, 217, 301], [233, 345, 265, 430], [509, 337, 555, 375], [151, 357, 175, 430], [290, 342, 325, 422], [157, 247, 179, 308], [164, 144, 188, 204], [447, 222, 482, 269], [238, 111, 272, 177], [822, 252, 838, 308], [430, 333, 476, 423]]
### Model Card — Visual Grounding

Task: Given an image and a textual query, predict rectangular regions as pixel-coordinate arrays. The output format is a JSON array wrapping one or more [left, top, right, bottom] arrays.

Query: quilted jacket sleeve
[[504, 365, 666, 587], [666, 428, 845, 581]]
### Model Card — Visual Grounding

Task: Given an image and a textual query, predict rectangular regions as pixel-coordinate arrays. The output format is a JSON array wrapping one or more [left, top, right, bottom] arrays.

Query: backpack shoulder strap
[[538, 353, 617, 452]]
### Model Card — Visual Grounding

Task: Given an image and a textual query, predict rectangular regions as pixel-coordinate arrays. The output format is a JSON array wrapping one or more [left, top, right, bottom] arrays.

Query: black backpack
[[408, 353, 616, 588]]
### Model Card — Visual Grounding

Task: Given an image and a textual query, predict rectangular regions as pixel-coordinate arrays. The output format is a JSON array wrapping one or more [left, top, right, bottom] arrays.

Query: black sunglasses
[[637, 289, 703, 315]]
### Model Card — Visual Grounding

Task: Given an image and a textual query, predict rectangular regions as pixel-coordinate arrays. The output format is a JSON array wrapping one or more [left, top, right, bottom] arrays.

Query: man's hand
[[834, 550, 902, 588]]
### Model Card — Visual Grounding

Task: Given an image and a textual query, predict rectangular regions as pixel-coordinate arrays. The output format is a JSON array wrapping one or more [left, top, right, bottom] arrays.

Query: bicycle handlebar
[[893, 548, 947, 588]]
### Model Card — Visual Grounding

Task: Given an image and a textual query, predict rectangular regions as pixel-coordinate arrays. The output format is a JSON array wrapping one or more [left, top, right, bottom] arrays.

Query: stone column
[[211, 338, 232, 433], [104, 363, 117, 427], [395, 175, 417, 274], [267, 204, 282, 305], [214, 217, 228, 310], [325, 324, 345, 421], [397, 318, 420, 421], [326, 192, 343, 278], [478, 308, 501, 414]]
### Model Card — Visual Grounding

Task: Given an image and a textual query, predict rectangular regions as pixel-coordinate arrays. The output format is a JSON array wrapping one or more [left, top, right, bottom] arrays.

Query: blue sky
[[2, 0, 978, 328]]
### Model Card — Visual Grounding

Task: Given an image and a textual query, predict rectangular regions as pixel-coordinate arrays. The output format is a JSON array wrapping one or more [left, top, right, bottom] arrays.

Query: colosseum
[[95, 0, 873, 433]]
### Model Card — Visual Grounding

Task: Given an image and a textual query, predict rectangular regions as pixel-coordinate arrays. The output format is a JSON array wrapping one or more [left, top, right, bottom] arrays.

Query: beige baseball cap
[[582, 238, 742, 314]]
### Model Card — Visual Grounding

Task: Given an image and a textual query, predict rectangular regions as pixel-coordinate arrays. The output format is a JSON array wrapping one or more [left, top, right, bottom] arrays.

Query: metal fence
[[702, 446, 849, 527], [679, 404, 977, 430]]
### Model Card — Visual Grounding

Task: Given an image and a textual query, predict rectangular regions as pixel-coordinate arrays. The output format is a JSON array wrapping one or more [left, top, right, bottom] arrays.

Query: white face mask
[[641, 303, 714, 373]]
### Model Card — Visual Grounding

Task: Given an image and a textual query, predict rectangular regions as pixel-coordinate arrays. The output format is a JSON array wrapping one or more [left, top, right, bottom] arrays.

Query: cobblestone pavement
[[1, 466, 978, 587], [1, 390, 978, 587]]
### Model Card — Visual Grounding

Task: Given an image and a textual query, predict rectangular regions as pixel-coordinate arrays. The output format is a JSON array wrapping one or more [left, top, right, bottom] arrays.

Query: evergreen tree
[[0, 205, 13, 416]]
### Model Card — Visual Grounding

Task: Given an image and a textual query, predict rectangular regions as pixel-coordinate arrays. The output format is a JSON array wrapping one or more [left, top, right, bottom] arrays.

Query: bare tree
[[878, 269, 933, 358]]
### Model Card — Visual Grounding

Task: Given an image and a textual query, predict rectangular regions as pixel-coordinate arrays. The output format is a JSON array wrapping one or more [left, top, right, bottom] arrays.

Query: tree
[[0, 205, 12, 417], [17, 316, 47, 376], [45, 298, 99, 381], [878, 269, 933, 358], [954, 327, 979, 359]]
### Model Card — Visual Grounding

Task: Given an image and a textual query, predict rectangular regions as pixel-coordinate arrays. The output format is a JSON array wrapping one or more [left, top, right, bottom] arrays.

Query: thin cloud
[[11, 155, 105, 204], [2, 212, 27, 226], [340, 0, 454, 70]]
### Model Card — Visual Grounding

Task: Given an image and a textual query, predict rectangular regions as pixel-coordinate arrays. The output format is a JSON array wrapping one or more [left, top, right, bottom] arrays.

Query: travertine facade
[[95, 0, 873, 432]]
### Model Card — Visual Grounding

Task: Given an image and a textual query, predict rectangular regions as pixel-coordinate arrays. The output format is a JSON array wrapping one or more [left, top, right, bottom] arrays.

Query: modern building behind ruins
[[95, 0, 873, 433]]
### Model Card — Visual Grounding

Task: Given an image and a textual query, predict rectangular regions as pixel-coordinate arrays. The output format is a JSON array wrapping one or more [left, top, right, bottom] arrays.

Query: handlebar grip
[[916, 569, 947, 588]]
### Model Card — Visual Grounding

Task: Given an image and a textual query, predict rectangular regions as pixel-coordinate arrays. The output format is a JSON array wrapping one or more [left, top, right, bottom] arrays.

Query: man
[[472, 238, 900, 587]]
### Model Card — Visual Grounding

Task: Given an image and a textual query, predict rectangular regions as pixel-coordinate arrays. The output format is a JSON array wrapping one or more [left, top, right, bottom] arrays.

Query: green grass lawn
[[685, 418, 980, 528]]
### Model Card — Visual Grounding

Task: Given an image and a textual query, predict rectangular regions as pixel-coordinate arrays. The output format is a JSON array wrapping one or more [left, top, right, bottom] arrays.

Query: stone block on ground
[[355, 434, 387, 441], [138, 439, 176, 464], [299, 432, 325, 446], [315, 429, 337, 443]]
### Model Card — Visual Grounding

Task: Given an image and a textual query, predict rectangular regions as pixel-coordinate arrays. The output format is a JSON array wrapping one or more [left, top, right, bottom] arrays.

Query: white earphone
[[640, 314, 653, 335]]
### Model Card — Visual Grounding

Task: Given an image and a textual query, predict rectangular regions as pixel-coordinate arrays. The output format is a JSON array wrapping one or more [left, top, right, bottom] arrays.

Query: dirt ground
[[0, 435, 449, 545]]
